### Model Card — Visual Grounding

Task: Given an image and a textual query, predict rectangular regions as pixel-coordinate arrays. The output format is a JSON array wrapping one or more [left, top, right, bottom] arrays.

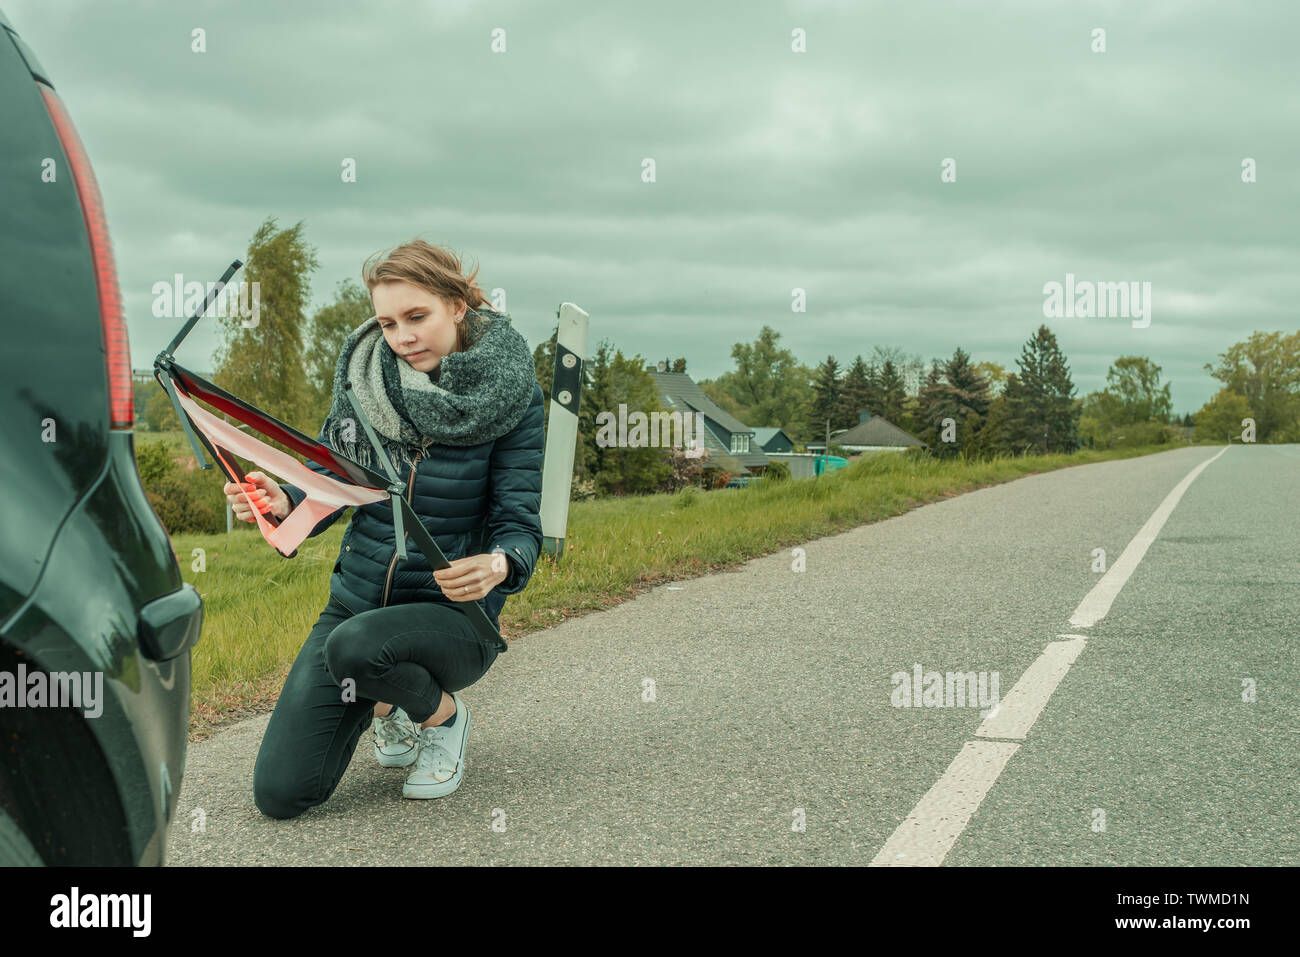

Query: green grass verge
[[176, 442, 1206, 739]]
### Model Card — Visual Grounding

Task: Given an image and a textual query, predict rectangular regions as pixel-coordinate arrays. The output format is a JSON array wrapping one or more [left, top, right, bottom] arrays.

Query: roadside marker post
[[540, 302, 588, 565]]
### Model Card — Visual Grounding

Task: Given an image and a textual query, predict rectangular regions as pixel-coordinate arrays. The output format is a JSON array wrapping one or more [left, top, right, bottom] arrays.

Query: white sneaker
[[403, 694, 471, 799], [373, 706, 419, 768]]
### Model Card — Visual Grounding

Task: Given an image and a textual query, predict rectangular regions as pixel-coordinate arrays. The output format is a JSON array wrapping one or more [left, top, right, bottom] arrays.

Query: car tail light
[[37, 82, 133, 430]]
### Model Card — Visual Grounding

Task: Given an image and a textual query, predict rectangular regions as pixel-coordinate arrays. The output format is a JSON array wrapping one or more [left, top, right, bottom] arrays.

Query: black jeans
[[253, 594, 498, 820]]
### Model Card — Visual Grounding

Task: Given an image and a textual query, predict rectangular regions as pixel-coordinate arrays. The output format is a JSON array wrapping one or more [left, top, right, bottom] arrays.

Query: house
[[750, 426, 796, 453], [749, 427, 809, 477], [830, 410, 926, 453], [646, 369, 771, 479]]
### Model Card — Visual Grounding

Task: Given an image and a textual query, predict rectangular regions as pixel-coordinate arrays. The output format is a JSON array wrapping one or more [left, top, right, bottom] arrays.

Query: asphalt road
[[165, 445, 1298, 865]]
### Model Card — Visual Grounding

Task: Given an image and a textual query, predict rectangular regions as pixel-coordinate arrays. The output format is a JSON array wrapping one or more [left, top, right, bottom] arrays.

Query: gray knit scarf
[[321, 305, 536, 480]]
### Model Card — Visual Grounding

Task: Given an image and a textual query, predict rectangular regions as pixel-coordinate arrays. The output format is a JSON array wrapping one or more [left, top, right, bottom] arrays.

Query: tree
[[532, 326, 557, 405], [868, 345, 925, 396], [810, 355, 843, 437], [1105, 356, 1173, 424], [918, 347, 992, 456], [1079, 355, 1174, 448], [143, 386, 181, 432], [875, 359, 908, 424], [303, 278, 373, 428], [211, 217, 320, 437], [917, 360, 945, 449], [584, 343, 672, 495], [706, 326, 812, 439], [1204, 330, 1300, 442], [1078, 390, 1124, 448], [1194, 388, 1253, 443], [973, 361, 1008, 395], [975, 393, 1012, 457], [838, 355, 873, 429], [1002, 325, 1080, 454]]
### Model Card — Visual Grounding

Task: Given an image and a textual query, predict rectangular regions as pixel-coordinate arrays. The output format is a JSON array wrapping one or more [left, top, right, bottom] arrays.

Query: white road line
[[869, 741, 1021, 866], [975, 636, 1088, 740], [1070, 446, 1230, 628], [871, 447, 1229, 866]]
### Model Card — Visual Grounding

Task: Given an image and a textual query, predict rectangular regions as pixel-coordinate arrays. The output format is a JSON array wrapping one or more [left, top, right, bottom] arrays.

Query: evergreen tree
[[585, 343, 672, 495], [862, 360, 883, 418], [839, 355, 873, 430], [917, 360, 944, 448], [918, 347, 992, 456], [976, 393, 1011, 457], [946, 348, 992, 419], [1003, 325, 1080, 454], [811, 355, 843, 436], [876, 360, 908, 424]]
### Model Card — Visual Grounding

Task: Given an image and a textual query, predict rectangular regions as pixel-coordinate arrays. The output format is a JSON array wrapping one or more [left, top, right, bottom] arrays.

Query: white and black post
[[539, 302, 588, 564]]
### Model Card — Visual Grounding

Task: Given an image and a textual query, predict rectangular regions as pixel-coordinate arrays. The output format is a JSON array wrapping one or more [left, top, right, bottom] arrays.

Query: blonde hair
[[361, 239, 491, 353]]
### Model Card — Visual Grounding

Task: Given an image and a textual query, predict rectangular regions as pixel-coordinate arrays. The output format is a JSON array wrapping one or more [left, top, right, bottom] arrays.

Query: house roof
[[648, 370, 770, 468], [648, 371, 751, 434], [751, 426, 793, 448], [834, 415, 926, 448]]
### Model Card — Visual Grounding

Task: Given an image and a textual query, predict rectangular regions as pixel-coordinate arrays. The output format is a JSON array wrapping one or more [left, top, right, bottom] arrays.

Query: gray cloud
[[8, 0, 1295, 413]]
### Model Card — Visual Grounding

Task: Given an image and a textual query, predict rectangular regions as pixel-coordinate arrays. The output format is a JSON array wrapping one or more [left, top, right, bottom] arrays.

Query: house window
[[729, 434, 750, 454]]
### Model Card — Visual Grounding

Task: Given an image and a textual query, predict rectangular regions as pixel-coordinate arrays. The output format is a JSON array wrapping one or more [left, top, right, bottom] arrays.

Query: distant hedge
[[134, 438, 227, 535]]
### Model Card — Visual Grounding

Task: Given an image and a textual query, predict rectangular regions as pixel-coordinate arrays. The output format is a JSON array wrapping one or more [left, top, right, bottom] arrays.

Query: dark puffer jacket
[[278, 380, 545, 653]]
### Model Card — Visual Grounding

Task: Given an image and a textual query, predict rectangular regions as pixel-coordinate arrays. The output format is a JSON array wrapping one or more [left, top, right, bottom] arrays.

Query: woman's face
[[372, 280, 463, 373]]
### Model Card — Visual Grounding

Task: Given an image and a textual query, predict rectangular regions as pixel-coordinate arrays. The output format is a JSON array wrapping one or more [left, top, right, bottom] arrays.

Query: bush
[[1086, 421, 1175, 449], [656, 445, 709, 494], [143, 387, 181, 432], [761, 460, 791, 482], [134, 440, 174, 486], [709, 455, 747, 490], [135, 439, 228, 535], [570, 473, 597, 501]]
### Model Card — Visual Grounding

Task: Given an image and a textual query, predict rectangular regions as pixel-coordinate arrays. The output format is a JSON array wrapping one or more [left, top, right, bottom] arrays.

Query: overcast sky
[[8, 0, 1296, 414]]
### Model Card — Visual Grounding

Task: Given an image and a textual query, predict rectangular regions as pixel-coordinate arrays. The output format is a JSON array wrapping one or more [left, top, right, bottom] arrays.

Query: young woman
[[231, 240, 544, 818]]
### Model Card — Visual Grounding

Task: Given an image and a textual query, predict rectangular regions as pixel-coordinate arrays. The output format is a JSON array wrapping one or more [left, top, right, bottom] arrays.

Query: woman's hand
[[222, 471, 291, 523], [433, 553, 509, 601]]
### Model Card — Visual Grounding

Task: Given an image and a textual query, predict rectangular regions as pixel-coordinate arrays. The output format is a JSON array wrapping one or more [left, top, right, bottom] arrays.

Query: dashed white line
[[1070, 447, 1229, 627], [974, 636, 1088, 740], [870, 741, 1020, 867], [871, 447, 1229, 867]]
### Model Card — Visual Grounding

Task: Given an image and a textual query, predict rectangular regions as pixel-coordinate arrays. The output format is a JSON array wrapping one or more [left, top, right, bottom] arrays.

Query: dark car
[[0, 9, 201, 865]]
